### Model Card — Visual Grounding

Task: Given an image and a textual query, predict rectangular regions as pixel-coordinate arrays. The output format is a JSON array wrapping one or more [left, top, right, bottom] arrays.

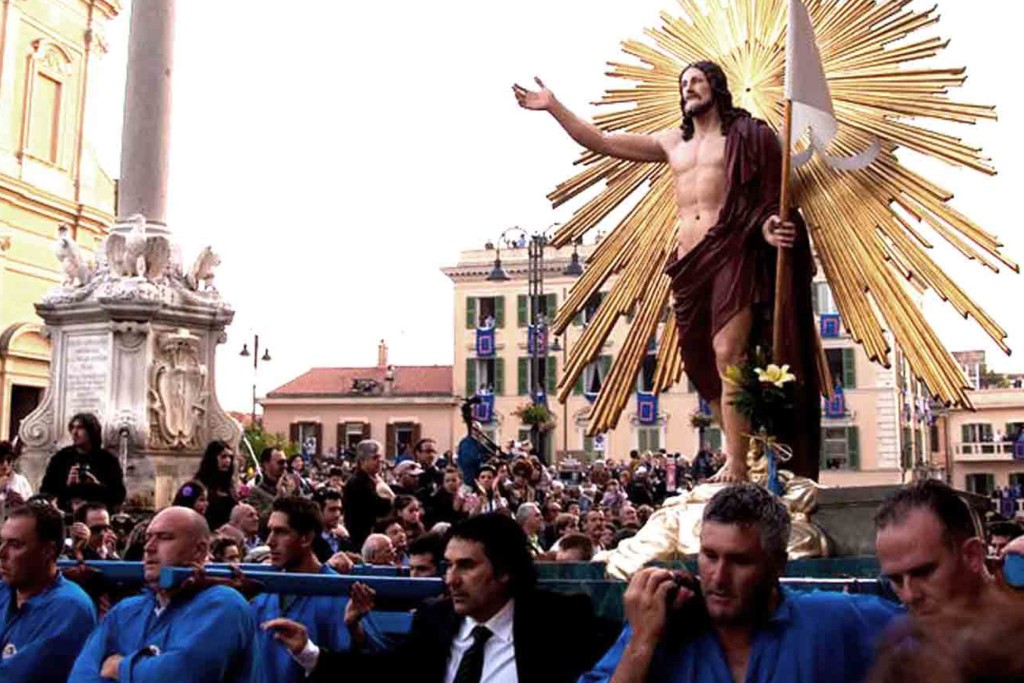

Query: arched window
[[21, 40, 73, 165]]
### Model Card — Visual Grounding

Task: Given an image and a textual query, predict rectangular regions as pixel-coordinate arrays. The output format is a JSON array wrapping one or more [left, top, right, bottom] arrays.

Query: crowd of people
[[0, 411, 1023, 682]]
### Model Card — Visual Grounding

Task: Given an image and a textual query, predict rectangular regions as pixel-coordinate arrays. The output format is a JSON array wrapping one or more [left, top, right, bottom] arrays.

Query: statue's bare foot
[[707, 459, 750, 484]]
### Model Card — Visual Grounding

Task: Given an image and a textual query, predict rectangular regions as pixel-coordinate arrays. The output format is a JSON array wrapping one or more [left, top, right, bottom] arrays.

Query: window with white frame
[[812, 281, 838, 316], [703, 427, 723, 452], [961, 423, 993, 444], [636, 426, 660, 452]]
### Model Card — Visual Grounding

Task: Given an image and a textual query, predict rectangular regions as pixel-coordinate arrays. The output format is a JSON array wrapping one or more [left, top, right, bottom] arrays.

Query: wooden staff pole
[[772, 99, 795, 364]]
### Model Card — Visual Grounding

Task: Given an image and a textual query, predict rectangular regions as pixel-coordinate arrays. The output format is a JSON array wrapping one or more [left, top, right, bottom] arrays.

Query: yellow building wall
[[0, 0, 120, 440]]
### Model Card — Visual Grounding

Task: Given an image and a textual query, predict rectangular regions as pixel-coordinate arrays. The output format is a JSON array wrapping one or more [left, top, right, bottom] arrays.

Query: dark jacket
[[343, 470, 393, 548], [312, 590, 604, 683], [424, 489, 468, 529], [41, 446, 126, 512]]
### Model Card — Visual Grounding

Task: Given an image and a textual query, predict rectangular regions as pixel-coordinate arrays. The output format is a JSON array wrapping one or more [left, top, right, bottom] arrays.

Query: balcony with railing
[[953, 440, 1020, 462]]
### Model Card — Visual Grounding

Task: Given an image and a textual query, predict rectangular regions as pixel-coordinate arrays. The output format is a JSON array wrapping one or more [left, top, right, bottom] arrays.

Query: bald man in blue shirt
[[581, 484, 901, 683], [69, 506, 264, 683]]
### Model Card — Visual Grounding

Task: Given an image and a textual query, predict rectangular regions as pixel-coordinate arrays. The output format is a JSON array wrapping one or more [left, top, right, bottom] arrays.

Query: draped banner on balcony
[[472, 391, 494, 424], [637, 392, 658, 425], [475, 327, 495, 357]]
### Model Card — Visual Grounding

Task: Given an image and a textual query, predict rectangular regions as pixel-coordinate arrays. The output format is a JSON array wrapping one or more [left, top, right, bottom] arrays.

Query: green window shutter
[[465, 297, 477, 330], [517, 295, 528, 327], [546, 293, 557, 319], [842, 348, 857, 389], [706, 428, 723, 451], [583, 435, 594, 453], [573, 373, 584, 395], [846, 426, 860, 469], [518, 357, 529, 396], [494, 358, 505, 395], [494, 296, 505, 328], [819, 428, 828, 469], [600, 355, 613, 381], [961, 424, 972, 443], [466, 358, 477, 395], [546, 356, 557, 393]]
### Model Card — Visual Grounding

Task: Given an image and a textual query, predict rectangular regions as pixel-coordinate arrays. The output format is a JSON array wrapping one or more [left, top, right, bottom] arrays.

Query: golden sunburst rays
[[547, 0, 1014, 435]]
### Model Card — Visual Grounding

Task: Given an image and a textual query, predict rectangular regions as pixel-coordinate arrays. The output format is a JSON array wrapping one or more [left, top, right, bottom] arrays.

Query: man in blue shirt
[[581, 484, 901, 683], [0, 501, 96, 681], [254, 496, 383, 683], [69, 506, 263, 682]]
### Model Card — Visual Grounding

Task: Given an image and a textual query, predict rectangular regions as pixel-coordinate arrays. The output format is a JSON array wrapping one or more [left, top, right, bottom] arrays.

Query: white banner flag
[[785, 0, 879, 170]]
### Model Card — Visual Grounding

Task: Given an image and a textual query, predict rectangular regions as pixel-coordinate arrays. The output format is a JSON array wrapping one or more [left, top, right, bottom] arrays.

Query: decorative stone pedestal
[[18, 224, 240, 509]]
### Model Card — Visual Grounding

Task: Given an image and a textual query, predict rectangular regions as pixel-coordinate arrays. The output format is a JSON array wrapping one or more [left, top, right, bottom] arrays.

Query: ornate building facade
[[0, 0, 120, 440]]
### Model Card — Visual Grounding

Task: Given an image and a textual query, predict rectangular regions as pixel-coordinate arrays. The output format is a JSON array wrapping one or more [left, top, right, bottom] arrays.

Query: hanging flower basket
[[689, 412, 713, 430], [514, 403, 556, 432]]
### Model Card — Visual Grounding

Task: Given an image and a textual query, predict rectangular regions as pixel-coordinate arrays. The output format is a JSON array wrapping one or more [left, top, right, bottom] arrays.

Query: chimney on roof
[[378, 339, 388, 368]]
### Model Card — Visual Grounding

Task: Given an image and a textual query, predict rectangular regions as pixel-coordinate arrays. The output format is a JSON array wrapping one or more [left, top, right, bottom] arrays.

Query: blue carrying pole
[[159, 567, 445, 600]]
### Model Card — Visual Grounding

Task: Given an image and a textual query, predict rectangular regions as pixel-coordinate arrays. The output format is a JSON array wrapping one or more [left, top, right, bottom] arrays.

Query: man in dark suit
[[343, 439, 394, 548], [263, 513, 604, 683]]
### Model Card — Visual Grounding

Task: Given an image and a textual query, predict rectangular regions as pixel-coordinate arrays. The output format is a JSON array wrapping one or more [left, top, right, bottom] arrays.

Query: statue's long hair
[[680, 61, 747, 141]]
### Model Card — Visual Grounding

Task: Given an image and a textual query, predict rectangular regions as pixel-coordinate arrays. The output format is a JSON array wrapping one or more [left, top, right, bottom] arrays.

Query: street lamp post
[[239, 335, 271, 426], [487, 225, 570, 463]]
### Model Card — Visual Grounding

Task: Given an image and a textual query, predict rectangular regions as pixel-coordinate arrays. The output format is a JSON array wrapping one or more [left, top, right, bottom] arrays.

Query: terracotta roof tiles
[[267, 365, 453, 397]]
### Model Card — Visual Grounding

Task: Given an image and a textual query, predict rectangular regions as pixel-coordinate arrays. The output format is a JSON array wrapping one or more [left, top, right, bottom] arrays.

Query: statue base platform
[[19, 228, 239, 509]]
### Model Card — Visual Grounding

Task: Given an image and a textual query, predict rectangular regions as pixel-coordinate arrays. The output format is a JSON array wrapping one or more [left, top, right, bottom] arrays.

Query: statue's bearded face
[[680, 67, 715, 118]]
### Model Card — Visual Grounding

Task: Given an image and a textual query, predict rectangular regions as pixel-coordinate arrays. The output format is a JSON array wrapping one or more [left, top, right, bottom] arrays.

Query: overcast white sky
[[89, 1, 1024, 414]]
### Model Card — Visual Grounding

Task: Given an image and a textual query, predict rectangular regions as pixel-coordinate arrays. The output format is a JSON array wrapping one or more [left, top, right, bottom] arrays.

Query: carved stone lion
[[186, 246, 220, 292], [54, 224, 90, 287]]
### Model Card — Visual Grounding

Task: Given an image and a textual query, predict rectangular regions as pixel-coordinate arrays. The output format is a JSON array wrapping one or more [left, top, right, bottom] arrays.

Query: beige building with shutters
[[929, 351, 1024, 497], [443, 243, 926, 485]]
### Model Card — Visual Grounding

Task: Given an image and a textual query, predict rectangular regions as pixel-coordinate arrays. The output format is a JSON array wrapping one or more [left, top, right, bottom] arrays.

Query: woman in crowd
[[172, 480, 209, 516], [425, 466, 471, 527], [393, 494, 426, 541], [0, 441, 31, 507], [194, 439, 238, 529], [288, 453, 314, 496]]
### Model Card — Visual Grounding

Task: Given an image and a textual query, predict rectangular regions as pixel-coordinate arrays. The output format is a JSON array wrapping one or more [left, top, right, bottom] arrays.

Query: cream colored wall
[[261, 400, 459, 455], [940, 388, 1024, 489]]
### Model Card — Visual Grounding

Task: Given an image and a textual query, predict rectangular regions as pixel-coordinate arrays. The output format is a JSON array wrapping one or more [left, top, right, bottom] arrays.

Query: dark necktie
[[453, 625, 493, 683]]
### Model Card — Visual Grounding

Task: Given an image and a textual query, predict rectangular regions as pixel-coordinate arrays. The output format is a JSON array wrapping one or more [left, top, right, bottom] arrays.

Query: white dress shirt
[[444, 598, 518, 683]]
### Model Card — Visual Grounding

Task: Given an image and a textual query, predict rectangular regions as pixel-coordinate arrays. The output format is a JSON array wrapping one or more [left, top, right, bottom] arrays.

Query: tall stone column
[[19, 0, 241, 510], [116, 0, 175, 232]]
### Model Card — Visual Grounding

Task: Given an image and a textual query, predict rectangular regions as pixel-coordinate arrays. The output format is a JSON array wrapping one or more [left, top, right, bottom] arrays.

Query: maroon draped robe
[[665, 113, 821, 481]]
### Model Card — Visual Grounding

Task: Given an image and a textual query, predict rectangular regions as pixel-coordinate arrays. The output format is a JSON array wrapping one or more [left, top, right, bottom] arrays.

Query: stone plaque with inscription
[[62, 333, 112, 421]]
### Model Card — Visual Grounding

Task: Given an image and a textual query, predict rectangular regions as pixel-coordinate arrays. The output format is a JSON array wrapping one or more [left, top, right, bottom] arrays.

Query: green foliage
[[689, 412, 713, 429], [513, 402, 556, 432], [242, 424, 298, 460]]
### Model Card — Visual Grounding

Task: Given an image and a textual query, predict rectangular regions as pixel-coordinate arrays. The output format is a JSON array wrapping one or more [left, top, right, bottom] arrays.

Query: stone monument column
[[117, 0, 175, 230], [19, 0, 241, 509]]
